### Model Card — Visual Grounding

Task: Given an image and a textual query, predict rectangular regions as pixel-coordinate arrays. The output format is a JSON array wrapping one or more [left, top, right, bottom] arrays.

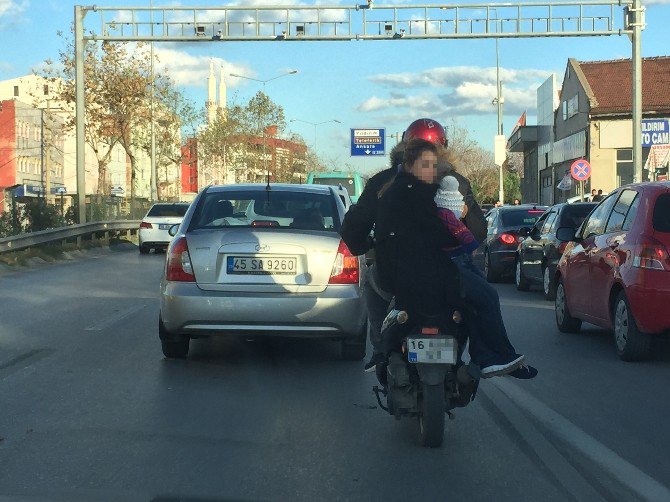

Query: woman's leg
[[456, 263, 517, 361]]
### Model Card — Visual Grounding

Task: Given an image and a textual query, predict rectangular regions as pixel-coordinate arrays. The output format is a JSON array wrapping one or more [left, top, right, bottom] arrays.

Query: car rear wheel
[[484, 250, 500, 283], [613, 292, 652, 361], [341, 322, 367, 361], [515, 259, 531, 291], [159, 317, 190, 359], [543, 266, 556, 301], [555, 279, 581, 333]]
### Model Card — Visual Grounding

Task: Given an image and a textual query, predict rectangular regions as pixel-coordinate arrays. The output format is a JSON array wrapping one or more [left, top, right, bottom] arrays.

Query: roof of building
[[572, 56, 670, 116]]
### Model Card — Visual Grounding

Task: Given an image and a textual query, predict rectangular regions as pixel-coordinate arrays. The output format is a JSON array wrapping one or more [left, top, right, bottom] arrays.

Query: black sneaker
[[508, 364, 538, 379], [364, 353, 387, 373], [480, 354, 525, 378]]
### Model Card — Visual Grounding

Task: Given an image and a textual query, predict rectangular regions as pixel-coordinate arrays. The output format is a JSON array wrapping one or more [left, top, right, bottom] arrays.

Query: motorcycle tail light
[[420, 327, 439, 335]]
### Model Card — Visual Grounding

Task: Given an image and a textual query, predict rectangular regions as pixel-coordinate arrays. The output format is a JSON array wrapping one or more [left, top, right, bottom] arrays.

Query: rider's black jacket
[[373, 171, 463, 316]]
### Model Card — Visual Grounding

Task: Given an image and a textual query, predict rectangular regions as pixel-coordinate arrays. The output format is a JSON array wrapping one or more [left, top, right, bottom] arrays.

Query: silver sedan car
[[159, 183, 367, 360]]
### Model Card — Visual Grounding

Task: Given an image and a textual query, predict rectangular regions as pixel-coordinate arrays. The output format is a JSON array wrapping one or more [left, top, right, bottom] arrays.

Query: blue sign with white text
[[350, 128, 385, 156], [642, 119, 670, 147]]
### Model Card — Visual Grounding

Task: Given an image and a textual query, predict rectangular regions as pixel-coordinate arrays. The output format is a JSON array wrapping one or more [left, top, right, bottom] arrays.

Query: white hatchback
[[139, 203, 190, 254]]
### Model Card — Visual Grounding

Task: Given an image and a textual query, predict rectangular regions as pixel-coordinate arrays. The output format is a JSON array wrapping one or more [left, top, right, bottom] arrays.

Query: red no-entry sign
[[571, 159, 592, 181]]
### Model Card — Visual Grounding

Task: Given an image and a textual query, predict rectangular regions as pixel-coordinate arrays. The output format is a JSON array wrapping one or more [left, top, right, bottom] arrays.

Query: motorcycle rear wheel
[[418, 382, 445, 448]]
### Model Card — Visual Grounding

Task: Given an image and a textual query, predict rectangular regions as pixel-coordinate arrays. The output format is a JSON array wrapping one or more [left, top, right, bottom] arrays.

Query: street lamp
[[289, 118, 341, 153], [228, 70, 298, 182], [491, 8, 505, 204]]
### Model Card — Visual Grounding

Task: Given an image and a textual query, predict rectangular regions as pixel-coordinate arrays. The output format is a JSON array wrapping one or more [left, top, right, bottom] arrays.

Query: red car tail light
[[139, 222, 153, 229], [499, 233, 517, 245], [166, 237, 196, 282], [633, 237, 670, 271], [329, 240, 360, 284]]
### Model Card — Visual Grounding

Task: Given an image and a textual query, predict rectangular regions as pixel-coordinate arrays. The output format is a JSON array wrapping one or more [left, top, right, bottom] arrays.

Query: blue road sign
[[350, 128, 385, 156], [642, 119, 670, 147]]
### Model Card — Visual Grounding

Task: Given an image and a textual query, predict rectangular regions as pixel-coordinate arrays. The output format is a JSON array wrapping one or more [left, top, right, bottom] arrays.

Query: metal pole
[[150, 0, 158, 201], [40, 108, 45, 199], [75, 5, 87, 223], [631, 0, 643, 183], [495, 25, 505, 203]]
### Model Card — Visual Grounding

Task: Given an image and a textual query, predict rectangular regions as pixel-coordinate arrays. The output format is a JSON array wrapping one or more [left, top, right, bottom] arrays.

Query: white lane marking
[[500, 300, 554, 311], [492, 378, 670, 502], [84, 304, 147, 331], [483, 384, 606, 501]]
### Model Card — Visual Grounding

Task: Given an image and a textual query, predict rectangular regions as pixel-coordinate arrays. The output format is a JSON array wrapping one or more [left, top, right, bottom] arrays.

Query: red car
[[554, 182, 670, 361]]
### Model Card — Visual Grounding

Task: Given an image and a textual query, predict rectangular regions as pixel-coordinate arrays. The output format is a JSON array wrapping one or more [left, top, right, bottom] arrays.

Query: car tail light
[[633, 237, 670, 271], [499, 233, 517, 245], [329, 240, 359, 284], [139, 222, 152, 229], [166, 236, 196, 282]]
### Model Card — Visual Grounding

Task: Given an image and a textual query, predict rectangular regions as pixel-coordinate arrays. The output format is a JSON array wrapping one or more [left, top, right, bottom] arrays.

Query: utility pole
[[150, 0, 158, 201], [492, 10, 505, 204], [74, 5, 86, 223], [40, 108, 45, 200], [45, 101, 51, 203], [630, 0, 645, 183]]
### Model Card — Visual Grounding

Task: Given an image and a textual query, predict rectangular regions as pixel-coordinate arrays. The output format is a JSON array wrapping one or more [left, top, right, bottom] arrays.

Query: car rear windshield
[[501, 209, 546, 227], [147, 204, 189, 217], [311, 177, 355, 196], [560, 204, 595, 229], [189, 190, 340, 232], [653, 193, 670, 232]]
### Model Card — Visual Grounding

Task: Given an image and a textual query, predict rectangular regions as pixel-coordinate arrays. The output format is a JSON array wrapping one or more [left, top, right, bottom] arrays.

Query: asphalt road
[[1, 244, 669, 501]]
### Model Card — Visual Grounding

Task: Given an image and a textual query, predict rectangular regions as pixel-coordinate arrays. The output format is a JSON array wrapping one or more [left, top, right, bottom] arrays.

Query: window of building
[[562, 101, 568, 121], [13, 85, 19, 97], [616, 149, 634, 187], [43, 84, 49, 96], [567, 95, 579, 118]]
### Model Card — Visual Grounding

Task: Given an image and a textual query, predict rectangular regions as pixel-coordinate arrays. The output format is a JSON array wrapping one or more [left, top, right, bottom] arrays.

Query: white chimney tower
[[206, 59, 216, 124]]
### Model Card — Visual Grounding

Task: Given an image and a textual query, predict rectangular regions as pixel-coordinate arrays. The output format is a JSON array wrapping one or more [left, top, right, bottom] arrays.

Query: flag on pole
[[511, 111, 527, 135]]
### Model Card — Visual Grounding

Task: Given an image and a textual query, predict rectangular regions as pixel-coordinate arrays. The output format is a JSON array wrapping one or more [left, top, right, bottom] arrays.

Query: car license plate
[[158, 224, 171, 230], [227, 256, 298, 275], [407, 337, 457, 364]]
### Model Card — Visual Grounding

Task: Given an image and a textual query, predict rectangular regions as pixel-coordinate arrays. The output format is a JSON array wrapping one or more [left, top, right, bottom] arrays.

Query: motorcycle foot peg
[[446, 411, 455, 420]]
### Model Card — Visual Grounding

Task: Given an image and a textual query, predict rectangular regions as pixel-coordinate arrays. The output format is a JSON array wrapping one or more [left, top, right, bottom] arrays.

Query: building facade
[[510, 56, 670, 205]]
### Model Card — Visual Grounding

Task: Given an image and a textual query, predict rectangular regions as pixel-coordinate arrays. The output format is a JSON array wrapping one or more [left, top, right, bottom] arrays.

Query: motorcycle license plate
[[407, 337, 456, 364]]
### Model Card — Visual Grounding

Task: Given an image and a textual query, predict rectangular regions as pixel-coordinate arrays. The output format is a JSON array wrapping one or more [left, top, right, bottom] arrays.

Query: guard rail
[[0, 220, 141, 254]]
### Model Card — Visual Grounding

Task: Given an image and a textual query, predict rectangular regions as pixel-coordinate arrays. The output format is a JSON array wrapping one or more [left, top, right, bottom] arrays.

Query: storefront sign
[[642, 119, 670, 147]]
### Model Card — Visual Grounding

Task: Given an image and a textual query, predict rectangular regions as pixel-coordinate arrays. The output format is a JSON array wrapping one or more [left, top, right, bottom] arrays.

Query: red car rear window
[[653, 194, 670, 232]]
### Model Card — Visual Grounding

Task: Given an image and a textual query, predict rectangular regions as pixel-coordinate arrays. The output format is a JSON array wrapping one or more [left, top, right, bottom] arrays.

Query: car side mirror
[[518, 227, 531, 237], [168, 224, 180, 237], [556, 226, 576, 242]]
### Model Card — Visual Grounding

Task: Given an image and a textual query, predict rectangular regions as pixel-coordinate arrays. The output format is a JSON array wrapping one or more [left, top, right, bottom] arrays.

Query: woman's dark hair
[[402, 138, 438, 172]]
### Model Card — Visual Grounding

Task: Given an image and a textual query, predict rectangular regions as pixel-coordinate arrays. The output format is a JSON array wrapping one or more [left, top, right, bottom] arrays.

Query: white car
[[138, 203, 190, 254]]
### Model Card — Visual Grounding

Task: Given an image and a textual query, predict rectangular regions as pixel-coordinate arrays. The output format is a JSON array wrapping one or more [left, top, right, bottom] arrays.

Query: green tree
[[504, 170, 522, 203]]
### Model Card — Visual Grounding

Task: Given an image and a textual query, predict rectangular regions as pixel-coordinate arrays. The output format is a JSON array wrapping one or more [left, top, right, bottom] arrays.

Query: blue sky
[[1, 0, 668, 174]]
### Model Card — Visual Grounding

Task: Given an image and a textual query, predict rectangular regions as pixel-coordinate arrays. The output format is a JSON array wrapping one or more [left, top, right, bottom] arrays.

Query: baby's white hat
[[434, 176, 464, 214]]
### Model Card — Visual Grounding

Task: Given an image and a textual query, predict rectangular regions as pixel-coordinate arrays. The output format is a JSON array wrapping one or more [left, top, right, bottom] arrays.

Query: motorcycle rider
[[340, 118, 486, 372], [374, 138, 527, 377]]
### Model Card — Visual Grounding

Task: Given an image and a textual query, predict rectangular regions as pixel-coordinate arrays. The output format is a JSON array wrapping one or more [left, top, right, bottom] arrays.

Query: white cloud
[[0, 0, 27, 28], [151, 45, 253, 88], [359, 64, 549, 118]]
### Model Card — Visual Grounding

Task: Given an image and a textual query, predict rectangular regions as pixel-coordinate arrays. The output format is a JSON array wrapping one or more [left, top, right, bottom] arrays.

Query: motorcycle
[[372, 304, 480, 448]]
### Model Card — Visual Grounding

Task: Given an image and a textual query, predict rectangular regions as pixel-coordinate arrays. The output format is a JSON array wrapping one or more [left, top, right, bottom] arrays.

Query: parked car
[[554, 182, 670, 361], [515, 202, 596, 299], [139, 202, 190, 254], [306, 171, 368, 203], [159, 184, 367, 360], [482, 204, 548, 282]]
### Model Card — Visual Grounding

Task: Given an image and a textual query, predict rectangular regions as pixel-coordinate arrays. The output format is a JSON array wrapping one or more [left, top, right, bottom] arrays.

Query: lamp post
[[289, 118, 341, 153], [491, 8, 505, 204], [229, 70, 298, 182]]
